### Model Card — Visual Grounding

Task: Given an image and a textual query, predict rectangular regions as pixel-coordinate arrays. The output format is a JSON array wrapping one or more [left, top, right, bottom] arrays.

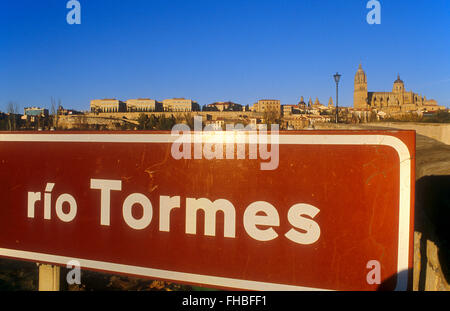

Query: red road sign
[[0, 130, 415, 290]]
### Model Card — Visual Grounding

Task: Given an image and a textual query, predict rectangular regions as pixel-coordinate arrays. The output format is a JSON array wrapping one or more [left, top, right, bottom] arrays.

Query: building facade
[[282, 105, 293, 116], [126, 99, 162, 112], [162, 98, 199, 112], [24, 107, 49, 117], [251, 99, 281, 114], [353, 64, 443, 114], [90, 99, 126, 113], [284, 115, 308, 129]]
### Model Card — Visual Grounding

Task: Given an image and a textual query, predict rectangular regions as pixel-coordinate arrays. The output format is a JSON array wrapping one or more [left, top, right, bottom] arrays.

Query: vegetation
[[421, 110, 450, 123], [382, 112, 423, 123], [176, 113, 196, 129], [381, 110, 450, 123], [202, 106, 218, 112], [262, 110, 282, 129], [137, 114, 177, 130]]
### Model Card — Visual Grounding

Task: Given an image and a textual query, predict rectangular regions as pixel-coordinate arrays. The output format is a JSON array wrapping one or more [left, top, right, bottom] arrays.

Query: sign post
[[0, 130, 415, 290], [38, 264, 60, 291]]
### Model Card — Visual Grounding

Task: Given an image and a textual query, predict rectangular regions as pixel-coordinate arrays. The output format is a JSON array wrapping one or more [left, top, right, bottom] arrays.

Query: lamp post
[[333, 72, 341, 123]]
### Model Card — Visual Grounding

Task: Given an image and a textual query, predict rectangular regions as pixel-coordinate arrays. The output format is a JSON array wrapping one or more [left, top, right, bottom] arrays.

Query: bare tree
[[7, 101, 19, 131], [56, 99, 62, 129], [263, 109, 281, 129]]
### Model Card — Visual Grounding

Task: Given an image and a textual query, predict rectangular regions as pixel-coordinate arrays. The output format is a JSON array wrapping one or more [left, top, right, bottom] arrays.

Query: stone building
[[24, 107, 48, 117], [90, 99, 126, 113], [251, 99, 281, 114], [126, 99, 162, 112], [284, 115, 308, 129], [162, 98, 200, 112], [282, 104, 298, 116], [353, 64, 443, 114], [298, 96, 307, 111]]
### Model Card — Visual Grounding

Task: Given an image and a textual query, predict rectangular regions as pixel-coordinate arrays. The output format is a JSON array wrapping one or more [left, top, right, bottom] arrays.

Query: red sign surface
[[0, 130, 415, 290]]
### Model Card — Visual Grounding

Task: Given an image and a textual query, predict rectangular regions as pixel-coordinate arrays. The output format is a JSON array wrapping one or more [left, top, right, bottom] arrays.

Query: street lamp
[[333, 72, 341, 123]]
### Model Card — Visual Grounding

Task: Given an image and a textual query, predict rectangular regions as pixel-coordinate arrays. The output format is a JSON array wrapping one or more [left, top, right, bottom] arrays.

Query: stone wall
[[57, 111, 266, 130], [366, 122, 450, 145], [414, 175, 450, 291], [57, 115, 138, 130]]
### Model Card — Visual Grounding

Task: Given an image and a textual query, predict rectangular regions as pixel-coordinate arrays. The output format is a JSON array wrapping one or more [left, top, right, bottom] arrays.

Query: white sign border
[[0, 133, 412, 291]]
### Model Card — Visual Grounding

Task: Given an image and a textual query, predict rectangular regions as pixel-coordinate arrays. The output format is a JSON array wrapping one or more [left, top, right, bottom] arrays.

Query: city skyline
[[1, 0, 449, 113]]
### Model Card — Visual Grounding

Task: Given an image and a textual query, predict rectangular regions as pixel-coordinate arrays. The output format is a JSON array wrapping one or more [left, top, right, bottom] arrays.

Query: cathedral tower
[[354, 64, 368, 109]]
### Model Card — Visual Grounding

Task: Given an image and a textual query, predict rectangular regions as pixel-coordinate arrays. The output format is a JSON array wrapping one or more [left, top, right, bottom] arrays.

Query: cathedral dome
[[394, 74, 404, 85], [393, 74, 405, 92]]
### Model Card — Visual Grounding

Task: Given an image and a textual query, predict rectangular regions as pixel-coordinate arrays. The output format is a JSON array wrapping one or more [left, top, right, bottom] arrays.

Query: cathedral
[[353, 64, 442, 114]]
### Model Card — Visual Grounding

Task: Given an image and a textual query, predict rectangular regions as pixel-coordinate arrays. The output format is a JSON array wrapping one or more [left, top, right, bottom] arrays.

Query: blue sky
[[1, 0, 449, 112]]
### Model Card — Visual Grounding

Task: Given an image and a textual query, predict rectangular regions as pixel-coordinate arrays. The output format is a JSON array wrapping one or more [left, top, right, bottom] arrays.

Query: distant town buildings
[[284, 114, 332, 130], [12, 64, 445, 131], [280, 96, 335, 117], [353, 64, 445, 114]]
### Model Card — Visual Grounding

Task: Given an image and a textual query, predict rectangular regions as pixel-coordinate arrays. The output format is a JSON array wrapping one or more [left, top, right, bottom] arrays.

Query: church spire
[[328, 97, 334, 107]]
